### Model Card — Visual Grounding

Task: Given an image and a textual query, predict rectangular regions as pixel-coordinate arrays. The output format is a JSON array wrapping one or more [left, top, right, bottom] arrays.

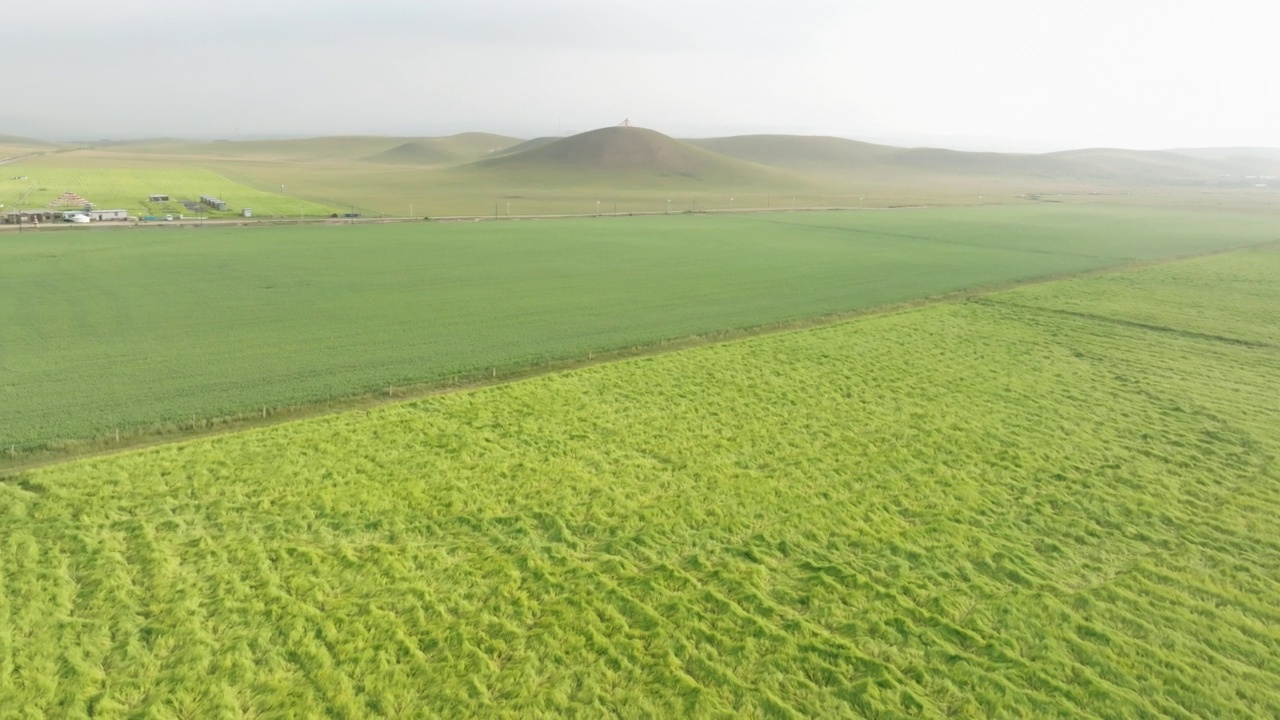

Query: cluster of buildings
[[3, 208, 128, 224], [3, 191, 240, 224]]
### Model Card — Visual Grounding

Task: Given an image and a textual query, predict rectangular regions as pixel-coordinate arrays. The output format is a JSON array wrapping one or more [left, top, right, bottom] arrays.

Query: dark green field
[[2, 204, 1276, 453]]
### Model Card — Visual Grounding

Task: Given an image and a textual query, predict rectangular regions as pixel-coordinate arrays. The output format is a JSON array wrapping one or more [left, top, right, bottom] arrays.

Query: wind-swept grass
[[3, 247, 1279, 716]]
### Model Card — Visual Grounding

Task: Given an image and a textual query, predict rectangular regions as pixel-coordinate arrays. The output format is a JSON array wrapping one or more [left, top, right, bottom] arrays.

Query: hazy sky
[[5, 0, 1278, 150]]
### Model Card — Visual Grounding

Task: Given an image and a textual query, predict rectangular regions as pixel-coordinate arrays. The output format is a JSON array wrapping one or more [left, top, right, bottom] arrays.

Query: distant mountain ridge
[[1167, 147, 1280, 164], [0, 133, 58, 148], [17, 125, 1280, 189], [685, 134, 1280, 185]]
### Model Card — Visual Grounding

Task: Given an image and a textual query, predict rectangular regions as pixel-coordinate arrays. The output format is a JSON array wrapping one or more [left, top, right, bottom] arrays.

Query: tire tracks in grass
[[974, 297, 1278, 351]]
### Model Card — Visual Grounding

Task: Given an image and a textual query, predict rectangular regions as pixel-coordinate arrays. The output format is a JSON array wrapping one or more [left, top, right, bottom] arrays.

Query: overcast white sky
[[4, 0, 1277, 150]]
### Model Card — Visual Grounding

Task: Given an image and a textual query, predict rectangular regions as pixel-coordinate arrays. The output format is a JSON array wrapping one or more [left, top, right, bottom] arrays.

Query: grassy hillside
[[0, 167, 335, 216], [462, 126, 797, 187], [5, 247, 1278, 716], [363, 133, 521, 165], [4, 204, 1277, 455], [488, 136, 561, 158]]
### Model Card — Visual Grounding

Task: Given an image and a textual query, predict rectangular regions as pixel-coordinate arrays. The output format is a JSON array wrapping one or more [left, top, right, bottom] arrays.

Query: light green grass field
[[0, 166, 336, 217], [4, 247, 1278, 716], [5, 204, 1276, 454]]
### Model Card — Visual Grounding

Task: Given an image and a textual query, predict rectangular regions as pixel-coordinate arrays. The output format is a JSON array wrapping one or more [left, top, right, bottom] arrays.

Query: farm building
[[200, 195, 229, 211], [89, 209, 128, 221], [3, 210, 58, 224], [148, 194, 170, 202]]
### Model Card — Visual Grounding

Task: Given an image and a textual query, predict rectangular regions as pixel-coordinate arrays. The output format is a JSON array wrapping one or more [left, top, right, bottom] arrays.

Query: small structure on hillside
[[200, 195, 228, 211], [148, 194, 170, 202], [48, 191, 92, 208], [241, 208, 252, 218]]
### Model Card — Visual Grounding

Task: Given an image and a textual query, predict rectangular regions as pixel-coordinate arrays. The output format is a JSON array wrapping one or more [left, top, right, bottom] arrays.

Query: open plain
[[3, 244, 1278, 716]]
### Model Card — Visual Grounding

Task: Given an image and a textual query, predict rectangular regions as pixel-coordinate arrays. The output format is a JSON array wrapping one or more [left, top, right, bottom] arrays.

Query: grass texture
[[4, 204, 1277, 453], [2, 246, 1279, 716]]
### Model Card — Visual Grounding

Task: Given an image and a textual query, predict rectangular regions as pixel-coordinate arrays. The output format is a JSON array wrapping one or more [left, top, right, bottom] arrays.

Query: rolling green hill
[[462, 126, 799, 186], [362, 133, 521, 165]]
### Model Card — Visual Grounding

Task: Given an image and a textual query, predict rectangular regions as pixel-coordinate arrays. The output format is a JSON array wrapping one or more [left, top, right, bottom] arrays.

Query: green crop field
[[4, 204, 1277, 455], [0, 167, 335, 217], [4, 246, 1278, 716]]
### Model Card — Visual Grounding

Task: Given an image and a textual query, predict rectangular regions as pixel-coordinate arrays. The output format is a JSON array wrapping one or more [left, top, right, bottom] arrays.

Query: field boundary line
[[4, 239, 1278, 476]]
